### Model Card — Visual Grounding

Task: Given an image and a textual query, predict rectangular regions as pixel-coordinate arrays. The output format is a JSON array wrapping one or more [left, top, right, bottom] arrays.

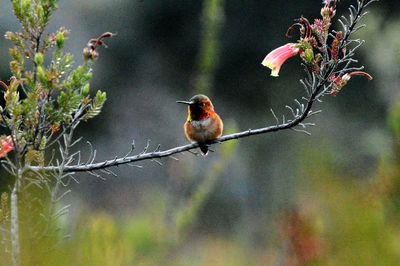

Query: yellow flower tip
[[261, 60, 279, 77], [270, 71, 279, 77], [261, 59, 274, 68]]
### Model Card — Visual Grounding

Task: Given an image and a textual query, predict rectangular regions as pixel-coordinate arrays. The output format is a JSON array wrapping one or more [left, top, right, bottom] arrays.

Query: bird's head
[[177, 94, 215, 121]]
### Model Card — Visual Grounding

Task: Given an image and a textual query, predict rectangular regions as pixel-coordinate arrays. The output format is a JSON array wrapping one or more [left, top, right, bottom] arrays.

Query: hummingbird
[[177, 94, 223, 155]]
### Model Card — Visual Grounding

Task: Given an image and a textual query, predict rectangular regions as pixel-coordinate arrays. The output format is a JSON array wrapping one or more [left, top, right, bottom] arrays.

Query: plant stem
[[10, 171, 20, 266]]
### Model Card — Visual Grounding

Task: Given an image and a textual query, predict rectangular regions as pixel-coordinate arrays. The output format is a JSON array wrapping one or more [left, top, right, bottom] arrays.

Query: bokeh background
[[1, 0, 400, 265]]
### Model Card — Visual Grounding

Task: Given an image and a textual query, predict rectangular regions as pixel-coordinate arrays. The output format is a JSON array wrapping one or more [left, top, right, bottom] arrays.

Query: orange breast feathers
[[184, 110, 223, 144]]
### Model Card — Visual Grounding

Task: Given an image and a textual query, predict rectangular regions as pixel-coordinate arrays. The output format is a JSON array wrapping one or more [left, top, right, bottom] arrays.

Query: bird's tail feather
[[199, 144, 209, 156]]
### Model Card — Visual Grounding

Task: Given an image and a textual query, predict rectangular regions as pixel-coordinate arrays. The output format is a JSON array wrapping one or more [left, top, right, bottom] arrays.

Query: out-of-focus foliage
[[193, 0, 224, 96], [0, 192, 9, 224], [389, 100, 400, 145], [175, 121, 238, 240], [285, 145, 400, 265]]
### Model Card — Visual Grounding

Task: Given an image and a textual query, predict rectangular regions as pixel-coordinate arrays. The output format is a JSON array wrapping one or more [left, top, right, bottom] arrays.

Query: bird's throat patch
[[187, 105, 210, 121]]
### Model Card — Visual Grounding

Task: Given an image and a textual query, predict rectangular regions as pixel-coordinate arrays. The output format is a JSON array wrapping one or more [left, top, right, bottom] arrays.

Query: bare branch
[[28, 79, 326, 173]]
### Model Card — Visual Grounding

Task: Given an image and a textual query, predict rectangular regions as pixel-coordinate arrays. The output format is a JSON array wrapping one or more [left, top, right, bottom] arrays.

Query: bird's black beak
[[176, 100, 193, 105]]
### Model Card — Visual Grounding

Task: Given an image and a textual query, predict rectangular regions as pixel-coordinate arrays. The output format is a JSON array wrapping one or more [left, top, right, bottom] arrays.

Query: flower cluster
[[261, 0, 372, 95]]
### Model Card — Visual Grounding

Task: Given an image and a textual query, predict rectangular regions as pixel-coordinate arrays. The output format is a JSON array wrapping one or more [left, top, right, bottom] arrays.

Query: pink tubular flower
[[262, 43, 300, 77], [0, 136, 14, 158]]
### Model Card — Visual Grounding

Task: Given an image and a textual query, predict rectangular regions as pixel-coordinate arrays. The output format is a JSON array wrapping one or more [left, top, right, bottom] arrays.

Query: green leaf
[[81, 84, 90, 97], [83, 90, 107, 121], [34, 52, 44, 66], [56, 31, 65, 49]]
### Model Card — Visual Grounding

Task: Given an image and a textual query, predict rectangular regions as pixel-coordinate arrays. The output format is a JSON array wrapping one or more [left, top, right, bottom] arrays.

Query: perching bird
[[177, 94, 223, 155]]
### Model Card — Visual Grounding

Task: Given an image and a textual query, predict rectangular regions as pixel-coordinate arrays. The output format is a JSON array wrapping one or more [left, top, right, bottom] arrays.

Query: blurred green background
[[1, 0, 400, 265]]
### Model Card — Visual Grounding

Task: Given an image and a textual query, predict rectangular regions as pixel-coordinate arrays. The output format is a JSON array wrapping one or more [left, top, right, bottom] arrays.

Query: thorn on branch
[[154, 144, 161, 152], [70, 137, 83, 147], [88, 170, 105, 181], [140, 139, 151, 155], [69, 174, 79, 184], [127, 163, 143, 168], [169, 155, 179, 161], [307, 110, 322, 117], [270, 109, 279, 125], [292, 128, 312, 135], [123, 139, 136, 159], [151, 159, 163, 166], [100, 168, 117, 177], [187, 150, 199, 156]]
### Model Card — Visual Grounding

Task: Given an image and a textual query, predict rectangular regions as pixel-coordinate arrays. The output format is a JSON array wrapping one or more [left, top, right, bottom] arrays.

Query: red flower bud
[[329, 71, 373, 96], [0, 136, 14, 158], [343, 71, 373, 81]]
